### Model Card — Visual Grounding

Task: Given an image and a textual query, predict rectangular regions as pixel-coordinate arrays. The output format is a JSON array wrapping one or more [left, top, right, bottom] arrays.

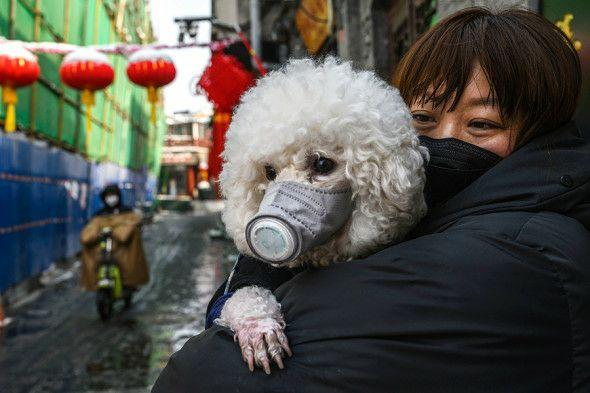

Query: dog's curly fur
[[216, 58, 428, 373], [220, 58, 427, 267]]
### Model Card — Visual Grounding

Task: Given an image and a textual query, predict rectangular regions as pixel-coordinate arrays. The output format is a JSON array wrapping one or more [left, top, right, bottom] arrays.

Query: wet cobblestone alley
[[0, 203, 235, 393]]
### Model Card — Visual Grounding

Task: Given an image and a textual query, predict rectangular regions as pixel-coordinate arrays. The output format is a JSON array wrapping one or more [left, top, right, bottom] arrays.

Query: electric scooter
[[96, 227, 133, 321]]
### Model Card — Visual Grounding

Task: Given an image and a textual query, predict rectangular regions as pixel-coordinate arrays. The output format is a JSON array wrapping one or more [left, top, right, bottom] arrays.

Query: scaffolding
[[0, 0, 165, 173]]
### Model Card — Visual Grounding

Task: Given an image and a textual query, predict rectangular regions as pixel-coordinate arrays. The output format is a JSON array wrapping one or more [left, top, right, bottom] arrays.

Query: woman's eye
[[313, 157, 335, 174], [412, 113, 435, 123], [264, 165, 277, 181], [469, 120, 499, 131]]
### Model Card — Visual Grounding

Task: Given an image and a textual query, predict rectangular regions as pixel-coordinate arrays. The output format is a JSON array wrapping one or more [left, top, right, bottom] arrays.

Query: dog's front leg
[[216, 286, 292, 374]]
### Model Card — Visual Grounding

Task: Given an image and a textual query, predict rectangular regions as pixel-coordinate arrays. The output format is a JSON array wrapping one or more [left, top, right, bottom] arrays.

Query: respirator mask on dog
[[419, 136, 501, 208], [245, 181, 353, 265]]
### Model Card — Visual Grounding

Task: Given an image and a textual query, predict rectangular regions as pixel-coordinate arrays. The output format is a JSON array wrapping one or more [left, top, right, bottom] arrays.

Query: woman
[[153, 7, 589, 392]]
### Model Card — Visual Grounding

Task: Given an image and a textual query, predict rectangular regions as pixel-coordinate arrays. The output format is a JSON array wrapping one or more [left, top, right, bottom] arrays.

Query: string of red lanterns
[[0, 43, 176, 142]]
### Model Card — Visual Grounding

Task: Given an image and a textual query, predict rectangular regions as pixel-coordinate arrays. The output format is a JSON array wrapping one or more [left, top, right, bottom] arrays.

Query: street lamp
[[174, 17, 210, 43]]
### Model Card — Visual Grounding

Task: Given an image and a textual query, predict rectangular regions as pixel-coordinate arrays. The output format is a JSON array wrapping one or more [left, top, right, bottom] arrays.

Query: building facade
[[158, 112, 211, 200]]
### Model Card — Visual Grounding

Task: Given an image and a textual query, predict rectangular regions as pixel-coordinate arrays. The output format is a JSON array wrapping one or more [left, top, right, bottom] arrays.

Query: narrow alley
[[0, 204, 235, 393]]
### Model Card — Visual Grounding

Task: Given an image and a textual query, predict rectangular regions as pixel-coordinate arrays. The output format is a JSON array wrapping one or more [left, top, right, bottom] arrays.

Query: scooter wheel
[[123, 290, 133, 310], [97, 288, 113, 321]]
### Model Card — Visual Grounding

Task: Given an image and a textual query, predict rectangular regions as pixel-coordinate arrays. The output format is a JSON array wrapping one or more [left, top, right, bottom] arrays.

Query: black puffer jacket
[[153, 122, 590, 392]]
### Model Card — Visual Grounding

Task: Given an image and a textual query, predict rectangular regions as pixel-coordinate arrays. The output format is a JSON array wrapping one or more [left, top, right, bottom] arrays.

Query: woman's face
[[410, 63, 517, 158]]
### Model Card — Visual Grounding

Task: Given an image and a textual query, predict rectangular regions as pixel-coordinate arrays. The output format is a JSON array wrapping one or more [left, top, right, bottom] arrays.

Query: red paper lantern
[[126, 48, 176, 125], [60, 48, 114, 152], [60, 51, 114, 91], [0, 43, 40, 132], [198, 51, 255, 112]]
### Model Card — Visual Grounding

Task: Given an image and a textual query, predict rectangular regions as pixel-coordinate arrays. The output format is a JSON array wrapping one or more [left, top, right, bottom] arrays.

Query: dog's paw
[[216, 286, 292, 374], [233, 315, 292, 374]]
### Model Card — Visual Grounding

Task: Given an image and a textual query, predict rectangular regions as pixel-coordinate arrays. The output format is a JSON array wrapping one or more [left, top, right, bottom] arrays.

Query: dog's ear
[[419, 145, 430, 163], [343, 137, 427, 244]]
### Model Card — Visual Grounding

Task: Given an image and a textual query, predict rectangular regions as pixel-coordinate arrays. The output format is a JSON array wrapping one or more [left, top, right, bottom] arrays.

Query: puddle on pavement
[[84, 326, 152, 390]]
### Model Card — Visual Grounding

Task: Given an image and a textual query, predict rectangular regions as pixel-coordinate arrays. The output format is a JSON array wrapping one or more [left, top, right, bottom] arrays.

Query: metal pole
[[107, 27, 116, 163], [57, 0, 70, 145], [74, 0, 89, 152], [29, 0, 42, 136], [8, 0, 16, 39], [250, 0, 261, 63], [115, 0, 127, 41]]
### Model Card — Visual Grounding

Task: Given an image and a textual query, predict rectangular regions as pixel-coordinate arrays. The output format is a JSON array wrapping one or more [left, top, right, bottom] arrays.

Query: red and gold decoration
[[59, 48, 114, 151], [198, 51, 255, 112], [208, 111, 232, 197], [556, 13, 582, 52], [2, 35, 264, 198], [199, 51, 255, 197], [296, 0, 333, 55], [0, 43, 40, 132], [126, 48, 176, 125], [197, 160, 210, 190]]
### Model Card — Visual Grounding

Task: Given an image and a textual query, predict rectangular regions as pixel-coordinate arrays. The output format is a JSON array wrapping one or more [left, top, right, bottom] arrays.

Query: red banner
[[208, 111, 232, 197]]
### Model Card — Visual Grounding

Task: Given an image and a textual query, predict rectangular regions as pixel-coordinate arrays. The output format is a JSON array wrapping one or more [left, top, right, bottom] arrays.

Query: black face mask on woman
[[419, 136, 502, 209]]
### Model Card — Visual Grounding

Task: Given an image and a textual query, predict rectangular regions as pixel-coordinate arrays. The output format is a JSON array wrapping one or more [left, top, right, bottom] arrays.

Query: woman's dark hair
[[393, 7, 581, 147]]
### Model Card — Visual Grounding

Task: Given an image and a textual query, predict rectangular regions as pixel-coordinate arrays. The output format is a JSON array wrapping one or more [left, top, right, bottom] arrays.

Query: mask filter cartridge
[[245, 181, 353, 265]]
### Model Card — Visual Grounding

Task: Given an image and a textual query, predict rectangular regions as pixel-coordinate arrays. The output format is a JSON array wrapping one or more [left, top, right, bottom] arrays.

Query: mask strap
[[224, 254, 241, 294]]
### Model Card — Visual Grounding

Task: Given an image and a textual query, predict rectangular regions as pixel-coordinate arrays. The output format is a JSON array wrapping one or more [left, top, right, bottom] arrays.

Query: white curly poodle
[[215, 58, 427, 374]]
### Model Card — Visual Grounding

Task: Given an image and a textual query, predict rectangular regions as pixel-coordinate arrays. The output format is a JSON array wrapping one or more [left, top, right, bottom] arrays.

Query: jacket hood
[[414, 121, 590, 235], [100, 184, 122, 208]]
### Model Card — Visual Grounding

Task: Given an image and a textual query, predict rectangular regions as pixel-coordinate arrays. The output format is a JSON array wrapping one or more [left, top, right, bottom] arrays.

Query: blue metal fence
[[0, 134, 153, 293]]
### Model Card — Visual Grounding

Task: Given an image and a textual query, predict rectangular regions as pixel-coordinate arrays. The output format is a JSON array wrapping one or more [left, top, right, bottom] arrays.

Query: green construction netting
[[0, 0, 164, 174]]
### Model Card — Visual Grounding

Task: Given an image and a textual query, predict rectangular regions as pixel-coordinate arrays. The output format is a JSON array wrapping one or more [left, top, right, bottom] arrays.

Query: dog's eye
[[265, 165, 277, 181], [313, 157, 335, 174]]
